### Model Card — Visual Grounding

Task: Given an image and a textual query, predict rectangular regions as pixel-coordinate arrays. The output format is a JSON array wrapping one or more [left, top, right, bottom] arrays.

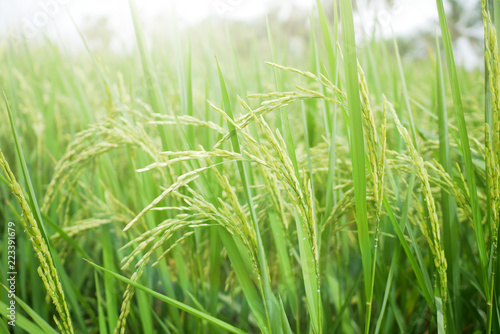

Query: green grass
[[1, 0, 500, 333]]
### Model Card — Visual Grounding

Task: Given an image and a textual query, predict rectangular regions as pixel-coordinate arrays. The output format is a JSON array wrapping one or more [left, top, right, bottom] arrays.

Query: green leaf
[[436, 0, 489, 296], [339, 0, 372, 332], [85, 259, 247, 334]]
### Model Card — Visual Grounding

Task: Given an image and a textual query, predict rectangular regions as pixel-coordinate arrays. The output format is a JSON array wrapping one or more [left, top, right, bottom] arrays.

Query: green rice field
[[1, 0, 500, 333]]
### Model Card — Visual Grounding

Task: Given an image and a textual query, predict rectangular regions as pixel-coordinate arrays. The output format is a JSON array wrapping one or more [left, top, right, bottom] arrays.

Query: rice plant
[[1, 0, 499, 333]]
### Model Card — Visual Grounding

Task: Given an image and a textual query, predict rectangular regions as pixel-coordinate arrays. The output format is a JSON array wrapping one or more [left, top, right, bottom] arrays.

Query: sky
[[0, 0, 481, 68], [0, 0, 440, 38]]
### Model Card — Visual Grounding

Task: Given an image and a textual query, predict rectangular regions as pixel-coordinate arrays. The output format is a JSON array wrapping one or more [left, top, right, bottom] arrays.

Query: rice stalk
[[480, 2, 500, 330], [42, 117, 161, 212], [0, 149, 74, 333], [387, 100, 448, 326]]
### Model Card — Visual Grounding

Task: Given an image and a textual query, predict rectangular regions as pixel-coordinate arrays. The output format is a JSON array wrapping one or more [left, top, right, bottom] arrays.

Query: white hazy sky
[[0, 0, 481, 67], [0, 0, 440, 38]]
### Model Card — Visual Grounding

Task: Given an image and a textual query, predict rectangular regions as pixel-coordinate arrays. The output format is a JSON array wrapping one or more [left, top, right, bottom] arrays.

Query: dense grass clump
[[1, 0, 500, 333]]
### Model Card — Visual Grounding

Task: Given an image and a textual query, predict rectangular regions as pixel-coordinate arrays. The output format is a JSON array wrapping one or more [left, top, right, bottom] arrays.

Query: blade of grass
[[435, 33, 461, 332], [136, 285, 154, 333], [268, 210, 297, 321], [128, 0, 171, 150], [267, 19, 323, 334], [391, 29, 418, 146], [339, 1, 372, 332], [2, 89, 74, 333], [217, 59, 279, 333], [0, 299, 52, 334], [331, 273, 362, 333], [316, 0, 340, 227], [383, 196, 435, 311], [436, 0, 489, 300], [101, 226, 119, 334], [375, 170, 416, 334], [218, 229, 267, 329], [0, 288, 59, 334], [2, 91, 52, 284], [316, 0, 337, 81], [94, 273, 108, 334], [84, 259, 247, 334]]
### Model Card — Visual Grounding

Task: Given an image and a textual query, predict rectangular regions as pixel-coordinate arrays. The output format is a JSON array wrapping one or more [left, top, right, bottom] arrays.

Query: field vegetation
[[1, 0, 500, 333]]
